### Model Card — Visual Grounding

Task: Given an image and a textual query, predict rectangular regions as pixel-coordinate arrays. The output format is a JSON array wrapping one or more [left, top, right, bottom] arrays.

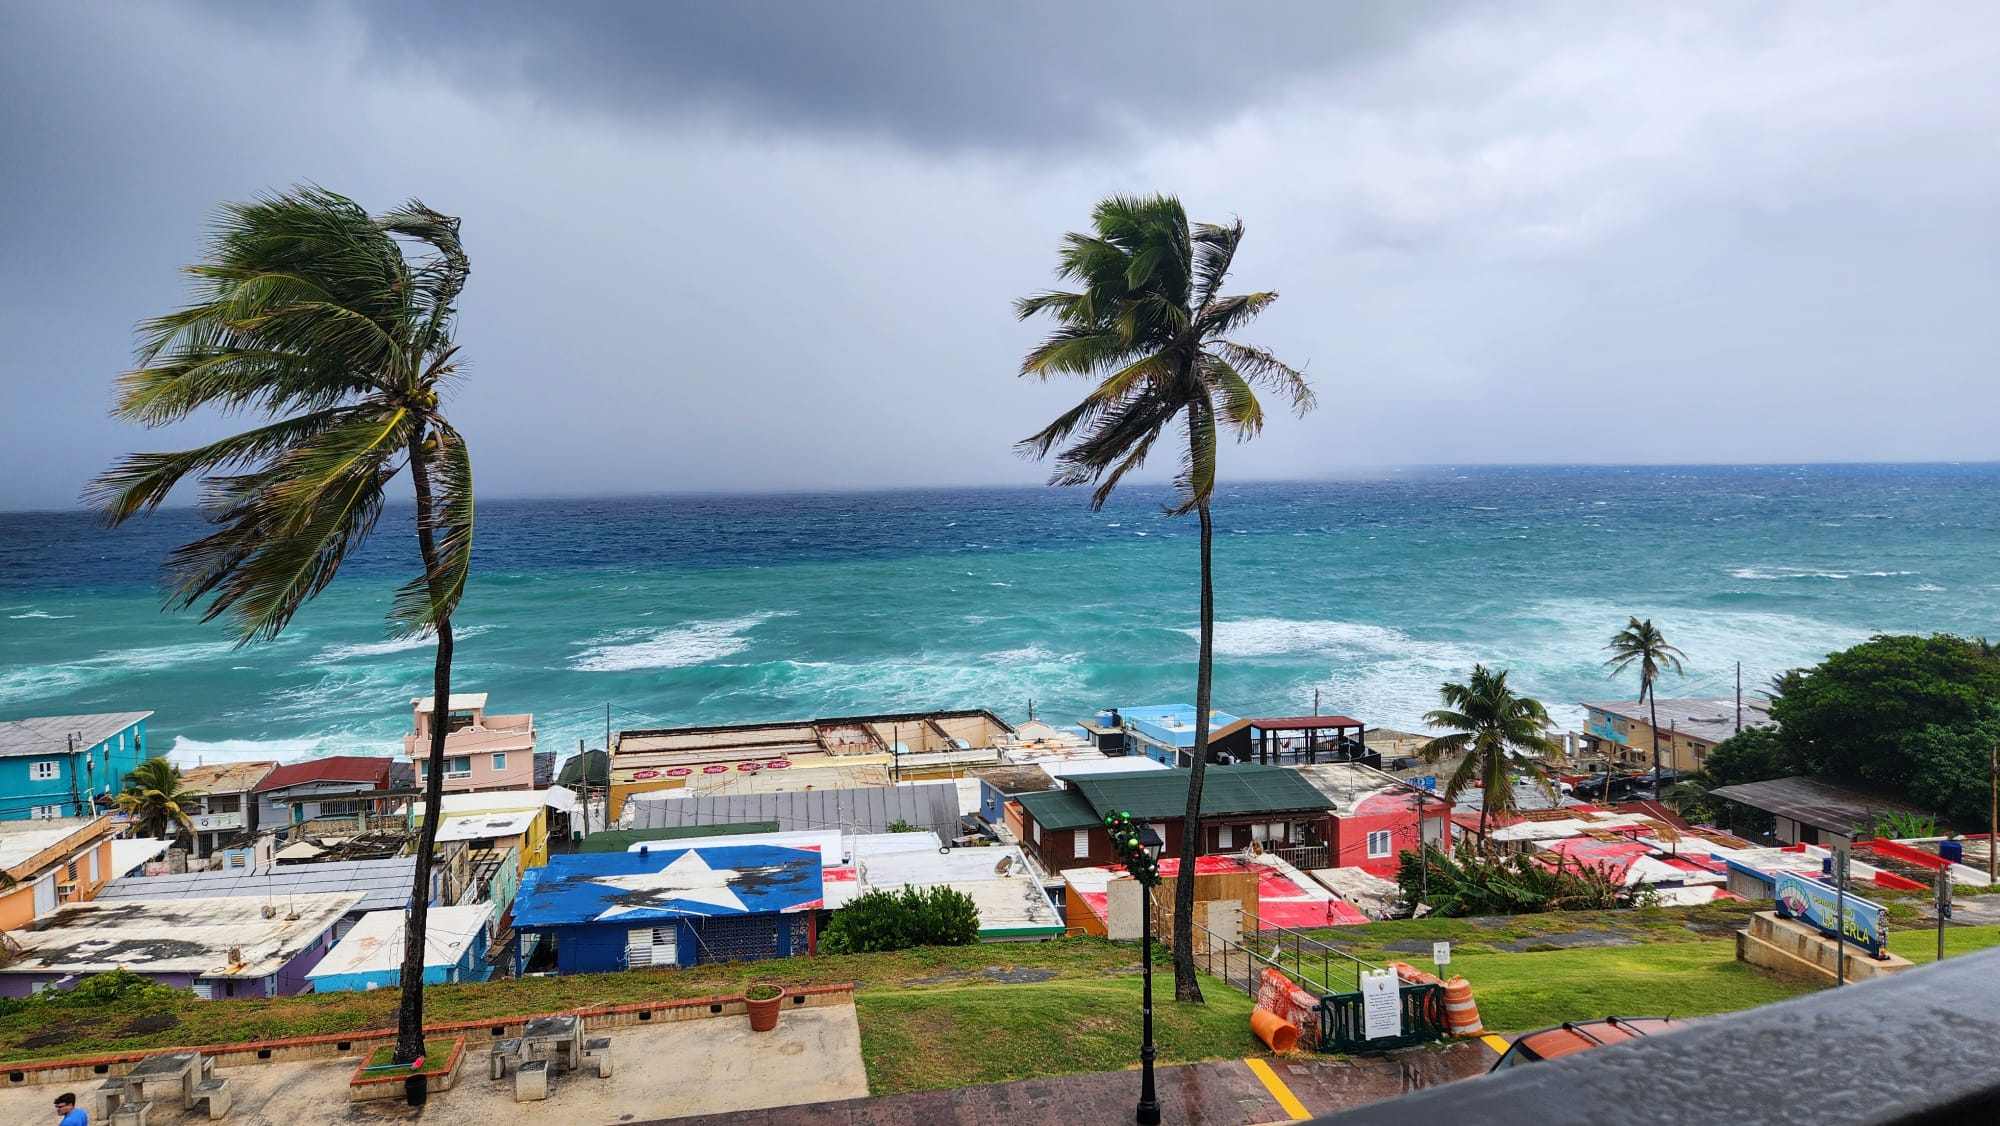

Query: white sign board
[[1360, 969, 1402, 1040], [1432, 941, 1450, 966]]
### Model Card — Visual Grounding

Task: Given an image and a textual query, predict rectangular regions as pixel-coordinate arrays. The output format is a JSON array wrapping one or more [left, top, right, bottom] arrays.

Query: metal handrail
[[1238, 908, 1383, 994]]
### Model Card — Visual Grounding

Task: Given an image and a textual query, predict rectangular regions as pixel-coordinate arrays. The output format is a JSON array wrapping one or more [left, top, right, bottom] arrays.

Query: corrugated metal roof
[[0, 712, 152, 759], [1014, 788, 1100, 831], [1706, 776, 1925, 837], [94, 858, 415, 914], [513, 845, 823, 927], [626, 781, 961, 839], [1064, 765, 1334, 820], [254, 756, 393, 792]]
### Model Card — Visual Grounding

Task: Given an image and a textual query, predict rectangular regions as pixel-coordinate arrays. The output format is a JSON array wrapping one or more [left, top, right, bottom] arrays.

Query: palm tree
[[1016, 194, 1313, 1003], [115, 758, 203, 843], [1421, 665, 1561, 845], [86, 186, 474, 1071], [1604, 617, 1687, 802]]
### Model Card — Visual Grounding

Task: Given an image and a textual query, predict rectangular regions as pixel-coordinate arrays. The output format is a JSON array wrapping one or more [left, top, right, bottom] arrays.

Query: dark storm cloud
[[202, 0, 1462, 148]]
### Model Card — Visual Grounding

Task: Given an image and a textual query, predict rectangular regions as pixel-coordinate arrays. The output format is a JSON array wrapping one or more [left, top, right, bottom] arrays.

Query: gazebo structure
[[1210, 715, 1370, 766]]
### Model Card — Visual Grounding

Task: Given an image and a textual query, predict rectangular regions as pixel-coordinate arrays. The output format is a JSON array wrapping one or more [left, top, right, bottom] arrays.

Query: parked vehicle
[[1488, 1017, 1683, 1071], [1571, 773, 1649, 801]]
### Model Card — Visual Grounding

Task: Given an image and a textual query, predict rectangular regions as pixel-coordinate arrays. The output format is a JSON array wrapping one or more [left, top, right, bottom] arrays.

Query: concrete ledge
[[1737, 912, 1912, 984], [0, 983, 857, 1087], [346, 1036, 465, 1102]]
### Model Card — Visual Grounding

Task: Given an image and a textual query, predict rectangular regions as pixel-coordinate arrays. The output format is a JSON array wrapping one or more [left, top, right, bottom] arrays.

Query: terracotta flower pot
[[745, 985, 785, 1032]]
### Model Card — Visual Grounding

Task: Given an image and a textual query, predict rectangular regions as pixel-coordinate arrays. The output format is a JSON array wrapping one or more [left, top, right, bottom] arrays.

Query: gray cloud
[[3, 1, 1998, 511], [202, 0, 1464, 150]]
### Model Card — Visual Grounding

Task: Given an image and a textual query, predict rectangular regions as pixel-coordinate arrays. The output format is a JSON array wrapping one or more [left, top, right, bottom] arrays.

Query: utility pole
[[1990, 744, 1997, 883], [1313, 688, 1320, 717], [68, 733, 83, 818], [1735, 662, 1743, 733], [604, 702, 612, 756]]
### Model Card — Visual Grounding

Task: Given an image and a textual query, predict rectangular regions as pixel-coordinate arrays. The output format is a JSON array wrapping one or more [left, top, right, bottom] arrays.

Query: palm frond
[[1199, 354, 1265, 439], [1191, 219, 1243, 314], [1214, 341, 1314, 416], [85, 407, 359, 522]]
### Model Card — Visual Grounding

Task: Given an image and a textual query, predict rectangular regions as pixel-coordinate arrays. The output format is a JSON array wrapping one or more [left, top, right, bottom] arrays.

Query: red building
[[1296, 763, 1456, 876]]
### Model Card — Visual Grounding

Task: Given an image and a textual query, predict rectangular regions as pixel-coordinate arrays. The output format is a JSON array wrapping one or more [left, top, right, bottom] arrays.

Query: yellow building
[[411, 790, 550, 873], [607, 709, 1013, 820], [1577, 697, 1774, 775]]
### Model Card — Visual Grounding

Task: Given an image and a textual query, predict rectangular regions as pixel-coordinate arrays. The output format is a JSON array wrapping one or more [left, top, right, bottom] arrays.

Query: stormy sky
[[3, 1, 1997, 510]]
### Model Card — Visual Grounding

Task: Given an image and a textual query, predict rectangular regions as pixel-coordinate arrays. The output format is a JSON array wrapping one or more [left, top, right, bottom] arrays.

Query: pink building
[[406, 693, 537, 794]]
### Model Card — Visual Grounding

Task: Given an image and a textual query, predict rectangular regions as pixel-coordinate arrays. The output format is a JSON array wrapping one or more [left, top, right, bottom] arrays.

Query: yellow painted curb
[[1245, 1057, 1311, 1121], [1481, 1033, 1512, 1054]]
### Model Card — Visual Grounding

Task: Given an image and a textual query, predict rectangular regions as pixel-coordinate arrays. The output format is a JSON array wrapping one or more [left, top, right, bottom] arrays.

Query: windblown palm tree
[[115, 758, 202, 842], [1017, 194, 1313, 1002], [1421, 665, 1561, 844], [1604, 617, 1686, 801], [87, 186, 474, 1070]]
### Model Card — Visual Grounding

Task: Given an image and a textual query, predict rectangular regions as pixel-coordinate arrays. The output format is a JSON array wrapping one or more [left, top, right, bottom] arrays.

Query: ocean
[[2, 465, 1994, 767]]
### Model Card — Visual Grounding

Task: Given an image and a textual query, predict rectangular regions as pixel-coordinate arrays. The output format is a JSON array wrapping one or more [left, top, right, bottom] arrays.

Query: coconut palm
[[1016, 194, 1313, 1003], [115, 758, 203, 842], [1604, 617, 1687, 801], [86, 186, 474, 1069], [1421, 665, 1561, 844]]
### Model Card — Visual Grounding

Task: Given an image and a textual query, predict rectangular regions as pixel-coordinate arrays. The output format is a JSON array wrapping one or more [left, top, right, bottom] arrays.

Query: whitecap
[[313, 624, 494, 663], [569, 612, 792, 672], [7, 610, 74, 620], [1134, 531, 1149, 537]]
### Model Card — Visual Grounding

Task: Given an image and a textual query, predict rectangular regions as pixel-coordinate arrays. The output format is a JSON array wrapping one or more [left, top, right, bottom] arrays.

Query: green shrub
[[820, 884, 981, 954], [1396, 840, 1646, 918], [0, 969, 188, 1016]]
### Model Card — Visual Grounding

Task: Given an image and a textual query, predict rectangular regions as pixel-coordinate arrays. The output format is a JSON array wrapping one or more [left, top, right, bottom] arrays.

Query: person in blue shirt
[[54, 1092, 87, 1126]]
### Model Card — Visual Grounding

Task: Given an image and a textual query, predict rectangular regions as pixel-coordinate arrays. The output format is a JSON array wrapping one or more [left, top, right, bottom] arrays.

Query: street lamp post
[[1136, 822, 1164, 1126]]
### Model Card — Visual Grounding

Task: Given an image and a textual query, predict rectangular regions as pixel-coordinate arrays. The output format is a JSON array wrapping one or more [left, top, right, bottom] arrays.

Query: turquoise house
[[306, 902, 495, 992], [0, 712, 153, 821]]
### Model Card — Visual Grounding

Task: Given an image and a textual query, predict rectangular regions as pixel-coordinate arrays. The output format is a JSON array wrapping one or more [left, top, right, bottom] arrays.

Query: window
[[87, 851, 99, 884], [66, 861, 79, 882], [30, 804, 62, 820], [1073, 829, 1090, 857], [29, 760, 59, 781], [491, 753, 507, 772], [1366, 830, 1393, 859], [444, 756, 473, 779], [1031, 822, 1042, 843]]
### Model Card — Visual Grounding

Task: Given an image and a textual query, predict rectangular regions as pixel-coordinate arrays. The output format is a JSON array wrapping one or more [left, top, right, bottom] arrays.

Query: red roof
[[1243, 715, 1365, 730], [253, 755, 393, 792]]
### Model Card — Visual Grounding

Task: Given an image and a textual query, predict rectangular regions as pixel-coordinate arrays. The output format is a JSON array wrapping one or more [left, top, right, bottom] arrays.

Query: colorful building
[[406, 693, 538, 794], [0, 816, 120, 932], [412, 790, 554, 871], [0, 712, 152, 821], [1012, 765, 1333, 872], [511, 844, 823, 975], [307, 902, 495, 992], [0, 892, 355, 998], [176, 760, 277, 858], [1110, 704, 1244, 767], [1576, 697, 1774, 775], [1295, 763, 1455, 876], [254, 756, 394, 827]]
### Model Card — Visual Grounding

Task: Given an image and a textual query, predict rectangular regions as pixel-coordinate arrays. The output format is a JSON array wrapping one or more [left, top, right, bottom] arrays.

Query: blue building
[[512, 844, 823, 976], [307, 903, 495, 992], [1112, 704, 1242, 768], [0, 712, 153, 821]]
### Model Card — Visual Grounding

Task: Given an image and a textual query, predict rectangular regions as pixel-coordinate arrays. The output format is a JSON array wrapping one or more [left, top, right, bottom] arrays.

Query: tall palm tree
[[1017, 194, 1313, 1003], [86, 186, 474, 1070], [115, 758, 203, 843], [1604, 617, 1686, 802], [1421, 665, 1561, 844]]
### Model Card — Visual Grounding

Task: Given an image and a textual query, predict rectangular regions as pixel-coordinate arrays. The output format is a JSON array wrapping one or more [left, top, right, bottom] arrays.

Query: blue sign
[[1416, 776, 1436, 792], [1774, 872, 1889, 958]]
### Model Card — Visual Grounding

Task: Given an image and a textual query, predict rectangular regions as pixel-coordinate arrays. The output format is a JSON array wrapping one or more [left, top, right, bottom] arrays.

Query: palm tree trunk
[[1172, 498, 1213, 1004], [396, 431, 455, 1066]]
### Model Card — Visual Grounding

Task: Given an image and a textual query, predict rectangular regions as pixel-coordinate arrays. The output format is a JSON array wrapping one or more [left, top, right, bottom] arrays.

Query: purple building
[[0, 891, 356, 999]]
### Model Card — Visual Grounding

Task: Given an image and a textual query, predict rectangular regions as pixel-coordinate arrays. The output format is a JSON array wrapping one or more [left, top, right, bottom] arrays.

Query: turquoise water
[[2, 465, 1994, 763]]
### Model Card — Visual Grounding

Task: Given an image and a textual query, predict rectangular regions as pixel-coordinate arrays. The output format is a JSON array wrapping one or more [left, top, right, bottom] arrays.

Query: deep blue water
[[2, 465, 1995, 764]]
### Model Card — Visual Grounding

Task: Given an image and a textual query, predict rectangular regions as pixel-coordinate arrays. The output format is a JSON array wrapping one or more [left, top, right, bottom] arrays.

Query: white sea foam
[[313, 624, 494, 663], [7, 610, 74, 620], [1914, 583, 1947, 592], [569, 612, 792, 672], [1729, 566, 1919, 581], [984, 644, 1078, 666], [168, 736, 327, 766], [1187, 617, 1422, 660]]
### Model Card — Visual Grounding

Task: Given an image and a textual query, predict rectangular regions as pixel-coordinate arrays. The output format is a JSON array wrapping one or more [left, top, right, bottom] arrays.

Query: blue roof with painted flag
[[511, 844, 824, 928]]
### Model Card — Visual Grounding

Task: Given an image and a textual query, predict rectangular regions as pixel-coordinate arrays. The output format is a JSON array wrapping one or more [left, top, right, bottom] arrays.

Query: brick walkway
[[653, 1040, 1498, 1125]]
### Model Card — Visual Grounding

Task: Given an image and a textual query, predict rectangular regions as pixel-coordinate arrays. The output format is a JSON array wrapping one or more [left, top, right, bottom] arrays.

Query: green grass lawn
[[361, 1037, 460, 1075], [859, 974, 1256, 1095]]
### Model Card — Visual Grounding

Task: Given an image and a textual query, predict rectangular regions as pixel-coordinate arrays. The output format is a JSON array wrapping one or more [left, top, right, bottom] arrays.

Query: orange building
[[0, 816, 119, 933]]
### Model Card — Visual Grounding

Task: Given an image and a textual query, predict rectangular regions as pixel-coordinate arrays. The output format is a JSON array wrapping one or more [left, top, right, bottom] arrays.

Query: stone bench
[[111, 1099, 153, 1126], [192, 1077, 232, 1121], [514, 1059, 549, 1102], [583, 1036, 613, 1079], [489, 1038, 522, 1080], [94, 1076, 130, 1120]]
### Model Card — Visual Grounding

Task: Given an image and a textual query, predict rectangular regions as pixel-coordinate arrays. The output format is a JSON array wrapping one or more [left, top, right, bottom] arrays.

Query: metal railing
[[1239, 908, 1382, 994], [1271, 845, 1330, 870]]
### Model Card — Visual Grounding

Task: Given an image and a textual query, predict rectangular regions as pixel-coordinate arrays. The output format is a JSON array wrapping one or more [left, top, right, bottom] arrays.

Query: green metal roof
[[574, 821, 781, 853], [1013, 788, 1101, 831], [1064, 765, 1334, 821]]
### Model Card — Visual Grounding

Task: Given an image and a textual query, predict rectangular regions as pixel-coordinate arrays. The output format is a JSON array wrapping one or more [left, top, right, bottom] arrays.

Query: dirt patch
[[20, 1023, 89, 1050], [905, 966, 1063, 986], [118, 1013, 180, 1036], [1490, 930, 1635, 953]]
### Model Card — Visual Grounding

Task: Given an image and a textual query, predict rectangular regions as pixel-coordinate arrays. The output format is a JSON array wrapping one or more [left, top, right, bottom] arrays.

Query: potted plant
[[744, 983, 785, 1032]]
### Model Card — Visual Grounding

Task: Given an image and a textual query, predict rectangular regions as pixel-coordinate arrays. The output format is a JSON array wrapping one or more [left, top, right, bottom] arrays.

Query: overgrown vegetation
[[1396, 842, 1646, 917], [0, 970, 187, 1017], [820, 884, 982, 954], [1700, 634, 2000, 829]]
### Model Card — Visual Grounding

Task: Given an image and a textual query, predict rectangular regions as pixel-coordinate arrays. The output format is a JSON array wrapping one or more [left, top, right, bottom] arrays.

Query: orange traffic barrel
[[1443, 976, 1483, 1035], [1251, 1008, 1301, 1053]]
